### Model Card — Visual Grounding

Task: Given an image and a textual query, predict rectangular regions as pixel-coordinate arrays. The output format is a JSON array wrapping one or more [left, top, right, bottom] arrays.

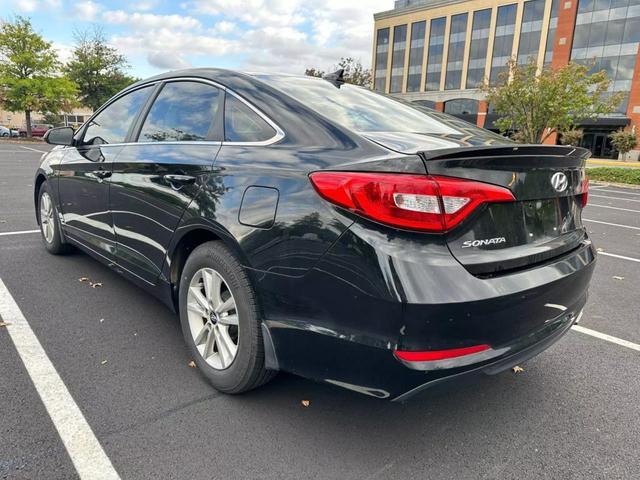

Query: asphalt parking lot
[[1, 143, 639, 480]]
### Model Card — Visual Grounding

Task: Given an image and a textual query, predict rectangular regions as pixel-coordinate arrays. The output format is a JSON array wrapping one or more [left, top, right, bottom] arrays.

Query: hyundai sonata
[[35, 69, 595, 400]]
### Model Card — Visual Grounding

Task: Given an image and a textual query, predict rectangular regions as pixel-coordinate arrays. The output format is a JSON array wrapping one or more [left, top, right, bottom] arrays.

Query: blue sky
[[0, 0, 392, 79]]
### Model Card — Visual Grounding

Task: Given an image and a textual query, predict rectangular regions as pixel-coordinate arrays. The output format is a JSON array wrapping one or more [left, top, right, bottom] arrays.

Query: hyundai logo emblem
[[551, 172, 568, 192]]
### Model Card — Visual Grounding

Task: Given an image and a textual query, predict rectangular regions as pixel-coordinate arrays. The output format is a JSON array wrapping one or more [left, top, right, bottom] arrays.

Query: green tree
[[0, 16, 77, 137], [559, 128, 584, 146], [305, 57, 372, 88], [65, 28, 138, 111], [484, 59, 623, 144], [609, 129, 638, 159]]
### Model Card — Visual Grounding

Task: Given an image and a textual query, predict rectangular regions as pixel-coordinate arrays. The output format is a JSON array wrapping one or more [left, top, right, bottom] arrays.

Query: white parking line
[[0, 278, 121, 480], [590, 194, 640, 203], [598, 251, 640, 263], [590, 188, 640, 197], [20, 146, 47, 153], [583, 218, 640, 231], [588, 204, 640, 213], [0, 229, 40, 237], [572, 325, 640, 352]]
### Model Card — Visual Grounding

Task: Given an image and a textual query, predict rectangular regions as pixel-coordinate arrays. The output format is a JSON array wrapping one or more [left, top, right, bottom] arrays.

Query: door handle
[[164, 174, 196, 188]]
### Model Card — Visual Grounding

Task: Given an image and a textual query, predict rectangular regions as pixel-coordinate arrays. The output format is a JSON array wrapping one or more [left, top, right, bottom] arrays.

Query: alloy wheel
[[40, 192, 55, 244], [186, 268, 240, 370]]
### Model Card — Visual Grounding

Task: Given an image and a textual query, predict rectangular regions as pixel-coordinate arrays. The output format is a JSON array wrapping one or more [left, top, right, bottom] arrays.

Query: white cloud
[[179, 0, 391, 73], [14, 0, 60, 12], [101, 0, 394, 76], [210, 20, 236, 35], [75, 1, 102, 21], [53, 41, 74, 64], [185, 0, 305, 27], [147, 51, 192, 70], [132, 0, 158, 11], [104, 11, 201, 30]]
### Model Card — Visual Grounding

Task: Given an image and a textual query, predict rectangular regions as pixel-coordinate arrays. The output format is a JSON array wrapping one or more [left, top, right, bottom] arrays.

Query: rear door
[[110, 80, 223, 285], [423, 145, 590, 276], [57, 85, 154, 260]]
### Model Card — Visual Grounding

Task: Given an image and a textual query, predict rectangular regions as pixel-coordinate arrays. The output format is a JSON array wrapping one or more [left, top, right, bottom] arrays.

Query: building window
[[390, 24, 408, 93], [490, 3, 517, 84], [425, 17, 446, 91], [517, 0, 546, 64], [444, 98, 480, 124], [445, 13, 468, 90], [374, 28, 390, 92], [544, 0, 560, 66], [466, 8, 492, 89], [406, 21, 426, 92], [571, 0, 640, 114], [412, 99, 436, 109]]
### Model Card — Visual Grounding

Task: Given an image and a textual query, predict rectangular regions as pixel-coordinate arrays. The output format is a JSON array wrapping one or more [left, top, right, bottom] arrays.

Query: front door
[[57, 85, 154, 260], [110, 80, 223, 285]]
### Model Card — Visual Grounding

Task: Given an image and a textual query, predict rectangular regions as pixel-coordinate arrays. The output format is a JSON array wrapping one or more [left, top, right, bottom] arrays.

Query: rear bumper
[[393, 307, 581, 401], [255, 222, 596, 400]]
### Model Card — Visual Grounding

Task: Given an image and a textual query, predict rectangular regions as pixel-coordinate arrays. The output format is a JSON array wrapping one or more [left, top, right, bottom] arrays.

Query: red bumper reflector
[[394, 344, 491, 362]]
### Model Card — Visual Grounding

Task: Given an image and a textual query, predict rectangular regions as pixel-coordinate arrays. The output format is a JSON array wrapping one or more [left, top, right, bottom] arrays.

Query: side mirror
[[44, 126, 74, 146]]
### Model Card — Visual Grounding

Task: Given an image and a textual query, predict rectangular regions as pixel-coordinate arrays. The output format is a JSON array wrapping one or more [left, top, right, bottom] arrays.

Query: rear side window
[[224, 95, 276, 142], [83, 86, 153, 145], [139, 81, 221, 142]]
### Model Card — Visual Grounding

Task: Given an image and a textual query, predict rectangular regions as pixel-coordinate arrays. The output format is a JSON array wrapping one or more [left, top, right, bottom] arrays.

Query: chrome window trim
[[223, 89, 285, 147], [79, 76, 285, 148]]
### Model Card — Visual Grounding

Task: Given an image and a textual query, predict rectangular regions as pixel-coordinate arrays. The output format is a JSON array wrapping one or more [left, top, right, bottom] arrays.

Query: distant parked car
[[19, 124, 53, 137], [0, 126, 18, 137]]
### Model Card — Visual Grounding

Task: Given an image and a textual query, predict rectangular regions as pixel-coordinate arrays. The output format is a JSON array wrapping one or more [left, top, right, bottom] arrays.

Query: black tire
[[38, 182, 73, 255], [179, 241, 275, 394]]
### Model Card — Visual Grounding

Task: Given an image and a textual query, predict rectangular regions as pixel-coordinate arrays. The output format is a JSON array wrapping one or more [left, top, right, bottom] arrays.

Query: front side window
[[83, 86, 153, 145], [139, 81, 221, 142], [224, 95, 276, 142]]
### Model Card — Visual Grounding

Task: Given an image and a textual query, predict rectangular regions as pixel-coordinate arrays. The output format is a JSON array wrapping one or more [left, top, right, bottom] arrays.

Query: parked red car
[[19, 124, 53, 137]]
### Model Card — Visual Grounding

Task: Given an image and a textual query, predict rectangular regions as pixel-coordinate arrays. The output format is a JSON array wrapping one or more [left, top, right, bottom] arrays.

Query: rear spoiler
[[419, 144, 591, 163]]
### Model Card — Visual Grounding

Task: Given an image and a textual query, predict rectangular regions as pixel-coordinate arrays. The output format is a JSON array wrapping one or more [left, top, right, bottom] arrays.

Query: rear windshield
[[259, 74, 496, 139]]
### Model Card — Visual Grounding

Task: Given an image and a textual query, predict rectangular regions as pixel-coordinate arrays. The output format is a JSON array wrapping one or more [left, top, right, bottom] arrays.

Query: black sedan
[[35, 69, 595, 400]]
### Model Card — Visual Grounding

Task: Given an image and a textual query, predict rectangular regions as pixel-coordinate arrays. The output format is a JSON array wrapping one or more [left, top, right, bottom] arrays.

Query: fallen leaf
[[101, 360, 108, 365], [512, 366, 525, 374], [78, 277, 89, 282], [188, 360, 196, 368], [0, 321, 11, 328], [90, 282, 103, 288], [301, 400, 311, 407], [612, 276, 625, 281]]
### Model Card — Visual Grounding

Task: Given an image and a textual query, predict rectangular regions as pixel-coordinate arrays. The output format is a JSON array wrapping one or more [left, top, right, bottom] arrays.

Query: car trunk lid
[[420, 145, 591, 277]]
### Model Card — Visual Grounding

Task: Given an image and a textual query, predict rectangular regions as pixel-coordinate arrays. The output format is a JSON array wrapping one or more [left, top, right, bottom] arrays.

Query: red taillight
[[394, 344, 491, 362], [309, 172, 515, 232], [580, 176, 589, 207]]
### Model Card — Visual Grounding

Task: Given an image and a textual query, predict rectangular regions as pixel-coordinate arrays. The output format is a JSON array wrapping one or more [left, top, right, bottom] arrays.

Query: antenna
[[322, 69, 346, 88]]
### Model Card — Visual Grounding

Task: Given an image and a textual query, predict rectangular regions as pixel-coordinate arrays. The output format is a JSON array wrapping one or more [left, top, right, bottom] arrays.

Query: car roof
[[128, 68, 321, 92]]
